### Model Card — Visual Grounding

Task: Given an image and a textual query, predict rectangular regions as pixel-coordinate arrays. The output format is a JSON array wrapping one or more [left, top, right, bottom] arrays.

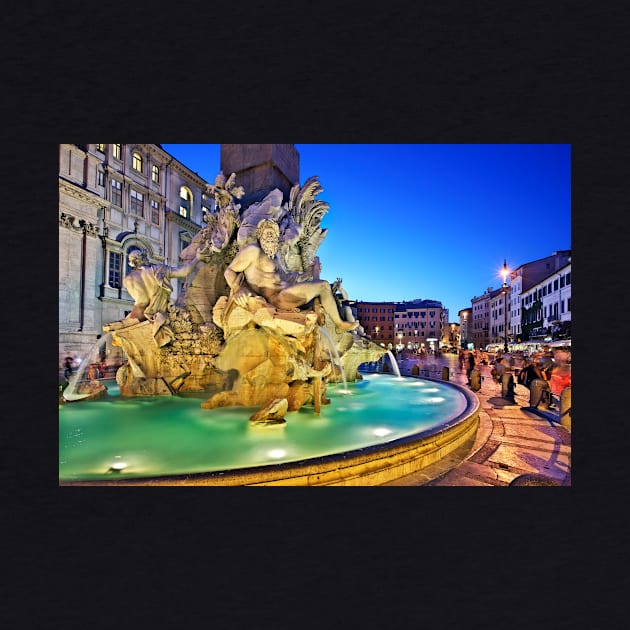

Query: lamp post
[[501, 259, 509, 353]]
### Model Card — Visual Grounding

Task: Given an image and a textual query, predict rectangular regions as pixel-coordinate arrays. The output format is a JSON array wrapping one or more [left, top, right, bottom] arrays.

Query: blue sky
[[161, 144, 571, 319]]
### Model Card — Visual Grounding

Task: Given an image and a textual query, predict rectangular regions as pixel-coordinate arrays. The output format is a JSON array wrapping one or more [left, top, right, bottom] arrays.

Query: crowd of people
[[458, 347, 571, 409]]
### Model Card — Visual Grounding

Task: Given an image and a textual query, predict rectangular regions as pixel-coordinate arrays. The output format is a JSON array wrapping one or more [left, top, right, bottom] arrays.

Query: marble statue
[[105, 247, 205, 347], [100, 171, 385, 418], [224, 218, 358, 334]]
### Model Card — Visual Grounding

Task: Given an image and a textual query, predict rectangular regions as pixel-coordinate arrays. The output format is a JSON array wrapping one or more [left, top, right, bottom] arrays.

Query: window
[[130, 189, 144, 216], [132, 152, 143, 172], [566, 272, 571, 285], [567, 298, 571, 311], [113, 144, 122, 160], [152, 164, 159, 183], [97, 171, 104, 187], [151, 199, 160, 225], [554, 279, 559, 291], [179, 186, 192, 219], [429, 311, 435, 317], [96, 144, 105, 153], [560, 276, 565, 288], [111, 179, 122, 206], [108, 252, 122, 288]]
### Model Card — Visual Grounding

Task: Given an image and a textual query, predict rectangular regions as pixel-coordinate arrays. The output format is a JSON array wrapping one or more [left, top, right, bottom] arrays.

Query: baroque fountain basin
[[59, 373, 480, 486]]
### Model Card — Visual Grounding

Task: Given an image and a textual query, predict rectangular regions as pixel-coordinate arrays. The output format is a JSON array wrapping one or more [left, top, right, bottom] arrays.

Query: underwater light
[[268, 449, 287, 459], [373, 428, 392, 437]]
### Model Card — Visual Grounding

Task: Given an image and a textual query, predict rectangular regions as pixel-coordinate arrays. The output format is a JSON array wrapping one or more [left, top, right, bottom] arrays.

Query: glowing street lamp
[[501, 259, 509, 353]]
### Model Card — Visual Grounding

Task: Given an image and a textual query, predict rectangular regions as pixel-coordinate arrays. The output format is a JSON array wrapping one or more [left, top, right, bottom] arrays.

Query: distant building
[[354, 301, 396, 348], [458, 307, 472, 349], [507, 250, 571, 342], [489, 287, 509, 347], [521, 261, 571, 342], [471, 288, 493, 350], [394, 299, 445, 354]]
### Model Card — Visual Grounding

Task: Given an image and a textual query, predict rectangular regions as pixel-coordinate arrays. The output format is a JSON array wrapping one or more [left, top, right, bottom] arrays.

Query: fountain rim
[[59, 375, 480, 486]]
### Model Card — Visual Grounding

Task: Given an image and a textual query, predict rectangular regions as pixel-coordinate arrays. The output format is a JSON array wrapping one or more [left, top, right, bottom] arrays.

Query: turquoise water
[[59, 374, 468, 481]]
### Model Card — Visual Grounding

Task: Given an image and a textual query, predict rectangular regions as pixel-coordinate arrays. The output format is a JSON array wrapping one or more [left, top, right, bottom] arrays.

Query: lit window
[[179, 186, 192, 219], [113, 144, 122, 160], [130, 189, 144, 216], [151, 199, 160, 225], [132, 152, 143, 172], [97, 171, 104, 187], [111, 180, 122, 206], [108, 252, 122, 288], [96, 144, 105, 153], [152, 164, 159, 183]]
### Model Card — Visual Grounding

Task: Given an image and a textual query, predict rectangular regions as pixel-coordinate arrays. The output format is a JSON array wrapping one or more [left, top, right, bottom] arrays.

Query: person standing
[[464, 349, 475, 385], [63, 356, 74, 382]]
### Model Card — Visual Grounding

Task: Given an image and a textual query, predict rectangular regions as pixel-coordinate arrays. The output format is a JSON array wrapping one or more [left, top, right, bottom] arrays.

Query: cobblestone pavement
[[380, 353, 571, 486]]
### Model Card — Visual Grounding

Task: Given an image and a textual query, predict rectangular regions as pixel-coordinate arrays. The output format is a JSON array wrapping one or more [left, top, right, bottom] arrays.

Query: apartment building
[[521, 261, 572, 342], [354, 301, 397, 348], [470, 288, 493, 350], [507, 250, 571, 342], [394, 300, 445, 354]]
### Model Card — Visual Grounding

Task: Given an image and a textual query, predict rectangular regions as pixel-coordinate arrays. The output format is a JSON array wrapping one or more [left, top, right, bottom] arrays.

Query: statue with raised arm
[[224, 218, 358, 334], [105, 247, 205, 347]]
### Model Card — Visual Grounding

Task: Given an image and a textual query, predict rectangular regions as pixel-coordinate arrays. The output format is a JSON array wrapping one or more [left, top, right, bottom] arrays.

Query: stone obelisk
[[220, 144, 300, 208]]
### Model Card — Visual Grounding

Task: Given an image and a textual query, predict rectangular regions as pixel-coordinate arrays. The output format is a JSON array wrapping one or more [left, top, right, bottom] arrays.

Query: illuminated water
[[59, 373, 468, 482], [319, 326, 349, 393]]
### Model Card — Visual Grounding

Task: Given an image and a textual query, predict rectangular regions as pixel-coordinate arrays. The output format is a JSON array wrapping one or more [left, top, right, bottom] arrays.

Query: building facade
[[507, 250, 571, 343], [521, 261, 572, 342], [354, 301, 396, 348], [394, 300, 445, 354], [470, 289, 493, 350], [458, 307, 472, 349], [489, 287, 509, 347], [59, 143, 217, 371]]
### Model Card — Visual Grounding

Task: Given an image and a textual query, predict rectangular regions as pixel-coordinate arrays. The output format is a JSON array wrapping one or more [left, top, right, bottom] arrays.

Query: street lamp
[[501, 259, 509, 353]]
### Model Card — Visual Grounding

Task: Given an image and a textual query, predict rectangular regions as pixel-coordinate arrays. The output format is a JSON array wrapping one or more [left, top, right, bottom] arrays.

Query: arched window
[[179, 186, 192, 219], [132, 152, 143, 173]]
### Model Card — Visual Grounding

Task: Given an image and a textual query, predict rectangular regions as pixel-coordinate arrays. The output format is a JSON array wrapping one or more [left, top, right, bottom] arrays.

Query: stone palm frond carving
[[280, 176, 329, 274]]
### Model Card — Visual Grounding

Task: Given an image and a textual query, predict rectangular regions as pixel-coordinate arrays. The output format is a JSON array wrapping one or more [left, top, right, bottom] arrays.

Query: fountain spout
[[384, 350, 401, 378], [319, 326, 349, 394]]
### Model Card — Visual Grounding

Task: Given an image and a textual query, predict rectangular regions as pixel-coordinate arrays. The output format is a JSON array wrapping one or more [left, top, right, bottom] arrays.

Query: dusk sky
[[161, 144, 571, 319]]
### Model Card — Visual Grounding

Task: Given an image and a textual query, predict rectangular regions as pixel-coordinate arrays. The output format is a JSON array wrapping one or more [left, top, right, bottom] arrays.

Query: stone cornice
[[165, 210, 202, 233], [59, 177, 105, 205]]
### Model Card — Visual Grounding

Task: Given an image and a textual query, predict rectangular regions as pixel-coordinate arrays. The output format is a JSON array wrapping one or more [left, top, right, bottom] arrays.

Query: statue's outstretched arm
[[169, 247, 203, 279]]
